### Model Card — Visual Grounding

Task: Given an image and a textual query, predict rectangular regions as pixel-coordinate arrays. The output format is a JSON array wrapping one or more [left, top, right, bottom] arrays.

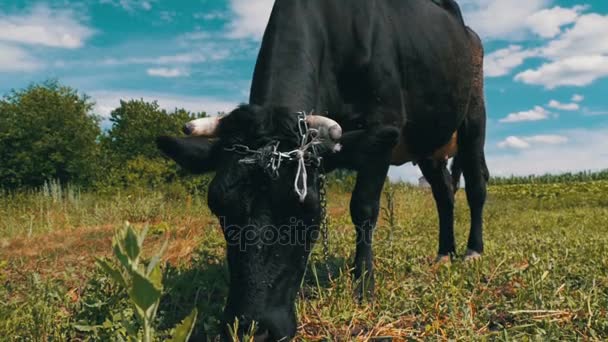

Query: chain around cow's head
[[224, 111, 324, 202]]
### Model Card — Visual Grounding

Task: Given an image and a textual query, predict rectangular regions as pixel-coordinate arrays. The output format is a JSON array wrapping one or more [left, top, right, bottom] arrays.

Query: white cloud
[[498, 134, 568, 149], [194, 11, 229, 21], [0, 43, 41, 72], [484, 45, 538, 77], [179, 31, 212, 41], [225, 0, 274, 40], [498, 136, 531, 149], [548, 100, 579, 111], [460, 0, 550, 40], [525, 6, 587, 39], [525, 135, 569, 144], [113, 53, 205, 65], [91, 91, 238, 118], [489, 129, 608, 176], [512, 12, 608, 88], [572, 94, 584, 102], [389, 129, 607, 181], [388, 164, 423, 183], [147, 68, 189, 78], [541, 13, 608, 59], [0, 4, 94, 49], [499, 106, 550, 123], [515, 55, 608, 89], [223, 0, 559, 42], [100, 0, 154, 12], [101, 47, 231, 66]]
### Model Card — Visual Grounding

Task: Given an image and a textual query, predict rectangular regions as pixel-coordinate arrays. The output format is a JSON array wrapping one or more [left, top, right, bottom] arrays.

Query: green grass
[[1, 181, 607, 340]]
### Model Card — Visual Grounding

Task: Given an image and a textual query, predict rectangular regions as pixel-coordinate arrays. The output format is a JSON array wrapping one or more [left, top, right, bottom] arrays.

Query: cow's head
[[156, 105, 342, 340]]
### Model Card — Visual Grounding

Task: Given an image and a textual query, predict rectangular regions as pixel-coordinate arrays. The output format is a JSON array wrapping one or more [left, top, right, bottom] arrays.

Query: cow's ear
[[156, 136, 217, 174]]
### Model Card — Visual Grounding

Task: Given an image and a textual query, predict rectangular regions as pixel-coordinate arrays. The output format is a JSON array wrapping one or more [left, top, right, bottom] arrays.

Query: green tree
[[99, 100, 206, 188], [0, 81, 100, 190]]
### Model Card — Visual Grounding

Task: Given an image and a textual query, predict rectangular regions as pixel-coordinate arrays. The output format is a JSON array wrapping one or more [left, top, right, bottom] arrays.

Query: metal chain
[[318, 172, 331, 278], [224, 111, 331, 274]]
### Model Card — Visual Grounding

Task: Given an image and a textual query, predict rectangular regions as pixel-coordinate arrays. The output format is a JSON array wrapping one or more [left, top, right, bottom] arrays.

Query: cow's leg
[[458, 90, 489, 260], [351, 160, 390, 301], [460, 26, 489, 261], [461, 142, 488, 260], [419, 159, 456, 261]]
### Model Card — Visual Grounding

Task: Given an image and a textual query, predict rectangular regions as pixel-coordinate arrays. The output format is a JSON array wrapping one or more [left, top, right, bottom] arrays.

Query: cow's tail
[[451, 26, 486, 195]]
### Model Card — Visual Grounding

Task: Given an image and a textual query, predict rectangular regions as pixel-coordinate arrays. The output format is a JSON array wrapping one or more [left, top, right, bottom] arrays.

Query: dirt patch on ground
[[0, 218, 219, 288]]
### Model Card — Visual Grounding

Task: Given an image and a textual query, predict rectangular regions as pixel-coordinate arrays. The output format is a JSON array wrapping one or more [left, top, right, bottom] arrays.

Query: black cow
[[157, 0, 488, 340]]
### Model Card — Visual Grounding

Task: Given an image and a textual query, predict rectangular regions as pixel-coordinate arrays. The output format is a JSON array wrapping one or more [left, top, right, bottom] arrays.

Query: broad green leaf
[[148, 262, 163, 290], [113, 242, 131, 270], [124, 225, 141, 260], [169, 308, 198, 342], [128, 270, 161, 311], [96, 257, 127, 288]]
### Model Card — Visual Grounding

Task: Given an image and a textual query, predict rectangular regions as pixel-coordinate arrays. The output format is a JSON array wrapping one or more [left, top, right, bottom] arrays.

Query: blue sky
[[0, 0, 607, 180]]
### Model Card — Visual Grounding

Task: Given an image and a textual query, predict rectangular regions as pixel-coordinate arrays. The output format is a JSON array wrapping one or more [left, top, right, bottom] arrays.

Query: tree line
[[2, 81, 606, 192], [0, 81, 208, 191]]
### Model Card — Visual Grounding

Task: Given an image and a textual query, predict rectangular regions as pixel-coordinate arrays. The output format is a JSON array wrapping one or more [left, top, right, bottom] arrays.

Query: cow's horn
[[183, 116, 221, 137], [306, 115, 342, 140]]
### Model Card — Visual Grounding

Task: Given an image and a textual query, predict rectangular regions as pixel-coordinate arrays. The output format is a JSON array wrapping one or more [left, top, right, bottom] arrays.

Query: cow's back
[[251, 0, 476, 158]]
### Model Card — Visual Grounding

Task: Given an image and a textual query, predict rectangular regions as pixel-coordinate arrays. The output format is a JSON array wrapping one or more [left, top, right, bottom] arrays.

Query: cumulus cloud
[[513, 12, 608, 88], [390, 129, 608, 182], [91, 91, 237, 118], [484, 45, 538, 77], [489, 129, 608, 176], [194, 11, 229, 21], [102, 49, 231, 66], [225, 0, 274, 40], [146, 68, 189, 78], [0, 4, 94, 49], [0, 43, 41, 72], [104, 53, 204, 65], [497, 136, 532, 149], [547, 100, 579, 111], [572, 94, 584, 102], [525, 5, 587, 39], [541, 13, 608, 59], [474, 5, 608, 88], [498, 135, 568, 149], [99, 0, 154, 12], [460, 0, 550, 40], [499, 106, 550, 123], [515, 55, 608, 89]]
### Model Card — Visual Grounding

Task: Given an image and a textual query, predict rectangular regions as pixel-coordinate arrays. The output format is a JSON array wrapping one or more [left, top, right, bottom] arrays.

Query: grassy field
[[1, 180, 607, 340]]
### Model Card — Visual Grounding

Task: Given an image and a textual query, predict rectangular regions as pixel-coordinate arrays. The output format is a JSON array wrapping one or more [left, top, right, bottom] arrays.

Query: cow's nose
[[183, 123, 193, 135]]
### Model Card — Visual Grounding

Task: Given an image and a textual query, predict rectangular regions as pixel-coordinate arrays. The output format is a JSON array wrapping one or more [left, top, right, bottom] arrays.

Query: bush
[[0, 80, 100, 190]]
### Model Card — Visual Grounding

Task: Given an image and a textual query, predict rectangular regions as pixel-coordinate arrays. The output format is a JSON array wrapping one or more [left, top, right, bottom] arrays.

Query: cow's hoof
[[464, 249, 482, 262], [435, 254, 451, 264]]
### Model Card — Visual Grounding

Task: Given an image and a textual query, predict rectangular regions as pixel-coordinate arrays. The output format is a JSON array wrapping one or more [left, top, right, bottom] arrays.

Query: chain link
[[318, 173, 331, 277], [224, 111, 331, 274]]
